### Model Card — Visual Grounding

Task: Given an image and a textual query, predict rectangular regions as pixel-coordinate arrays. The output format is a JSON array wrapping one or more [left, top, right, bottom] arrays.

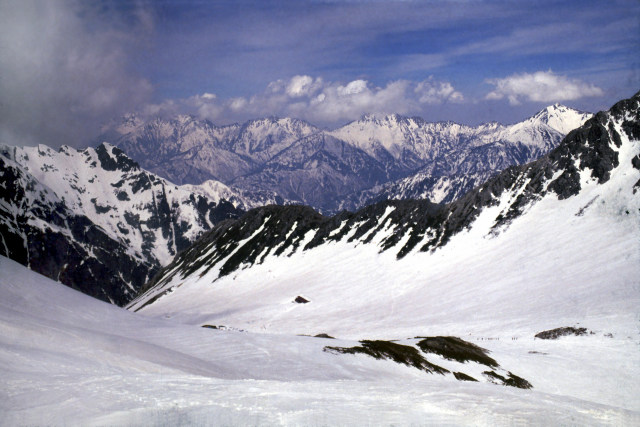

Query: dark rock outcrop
[[534, 327, 589, 340]]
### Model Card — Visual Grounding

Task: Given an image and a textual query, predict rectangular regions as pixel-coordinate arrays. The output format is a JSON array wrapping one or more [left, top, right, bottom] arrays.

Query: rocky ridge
[[0, 143, 280, 304]]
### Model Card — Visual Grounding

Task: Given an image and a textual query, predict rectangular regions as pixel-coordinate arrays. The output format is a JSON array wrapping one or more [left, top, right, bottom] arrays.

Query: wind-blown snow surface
[[1, 256, 638, 425]]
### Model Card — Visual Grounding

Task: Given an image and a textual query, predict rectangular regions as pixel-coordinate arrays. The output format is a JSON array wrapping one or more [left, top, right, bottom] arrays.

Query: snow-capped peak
[[529, 104, 592, 135]]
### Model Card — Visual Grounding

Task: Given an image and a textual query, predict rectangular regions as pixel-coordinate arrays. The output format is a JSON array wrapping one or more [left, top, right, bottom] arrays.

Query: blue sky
[[0, 0, 638, 147]]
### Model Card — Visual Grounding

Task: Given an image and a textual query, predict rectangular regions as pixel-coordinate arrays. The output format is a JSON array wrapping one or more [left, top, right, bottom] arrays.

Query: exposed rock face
[[324, 336, 531, 388], [0, 142, 279, 305], [534, 327, 590, 340]]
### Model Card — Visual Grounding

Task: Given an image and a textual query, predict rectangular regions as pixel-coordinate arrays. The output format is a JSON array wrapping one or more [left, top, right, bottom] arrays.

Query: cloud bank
[[145, 76, 464, 126], [485, 71, 604, 105], [0, 1, 152, 148]]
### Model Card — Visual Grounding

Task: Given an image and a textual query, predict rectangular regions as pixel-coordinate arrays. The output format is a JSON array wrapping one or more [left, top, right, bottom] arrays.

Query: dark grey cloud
[[0, 1, 153, 148]]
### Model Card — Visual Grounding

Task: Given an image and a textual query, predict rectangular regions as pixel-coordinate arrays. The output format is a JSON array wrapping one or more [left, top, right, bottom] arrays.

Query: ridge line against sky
[[0, 0, 638, 148]]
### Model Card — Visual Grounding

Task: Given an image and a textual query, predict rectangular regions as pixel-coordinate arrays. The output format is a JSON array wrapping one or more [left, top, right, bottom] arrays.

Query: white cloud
[[145, 75, 465, 126], [229, 97, 248, 111], [415, 79, 464, 104], [285, 75, 323, 97], [485, 71, 604, 105], [337, 80, 369, 96]]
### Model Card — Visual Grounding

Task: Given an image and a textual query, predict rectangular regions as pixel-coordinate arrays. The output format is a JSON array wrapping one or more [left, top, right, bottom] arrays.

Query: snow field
[[1, 256, 638, 425]]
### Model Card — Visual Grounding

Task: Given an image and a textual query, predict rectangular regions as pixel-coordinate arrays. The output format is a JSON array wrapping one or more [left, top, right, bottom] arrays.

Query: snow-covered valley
[[2, 0, 638, 424], [1, 253, 638, 425]]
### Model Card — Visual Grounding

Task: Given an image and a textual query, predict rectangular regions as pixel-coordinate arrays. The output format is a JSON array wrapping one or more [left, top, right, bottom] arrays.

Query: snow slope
[[1, 97, 633, 425], [1, 256, 638, 425]]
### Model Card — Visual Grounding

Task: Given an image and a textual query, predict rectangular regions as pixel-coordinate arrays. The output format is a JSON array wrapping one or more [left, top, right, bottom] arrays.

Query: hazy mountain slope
[[109, 115, 320, 184], [0, 143, 279, 304], [343, 170, 497, 208], [230, 133, 391, 211], [107, 115, 248, 184]]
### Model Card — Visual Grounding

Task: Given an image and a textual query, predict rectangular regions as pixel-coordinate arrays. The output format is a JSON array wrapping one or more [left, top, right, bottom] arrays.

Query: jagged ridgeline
[[132, 91, 639, 306], [0, 143, 279, 305], [103, 105, 591, 214]]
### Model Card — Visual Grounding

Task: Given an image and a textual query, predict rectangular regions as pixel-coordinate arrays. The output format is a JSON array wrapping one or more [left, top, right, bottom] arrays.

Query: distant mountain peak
[[355, 112, 412, 124], [528, 104, 592, 135]]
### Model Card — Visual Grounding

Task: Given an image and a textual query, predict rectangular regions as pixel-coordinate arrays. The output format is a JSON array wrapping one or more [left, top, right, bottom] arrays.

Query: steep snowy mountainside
[[0, 152, 153, 304], [128, 92, 639, 341], [3, 256, 638, 424], [0, 142, 278, 304], [101, 105, 591, 214]]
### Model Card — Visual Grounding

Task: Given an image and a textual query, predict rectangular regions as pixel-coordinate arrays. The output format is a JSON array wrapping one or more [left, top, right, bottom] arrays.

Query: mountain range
[[0, 103, 594, 305], [111, 92, 640, 423], [102, 105, 591, 213]]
